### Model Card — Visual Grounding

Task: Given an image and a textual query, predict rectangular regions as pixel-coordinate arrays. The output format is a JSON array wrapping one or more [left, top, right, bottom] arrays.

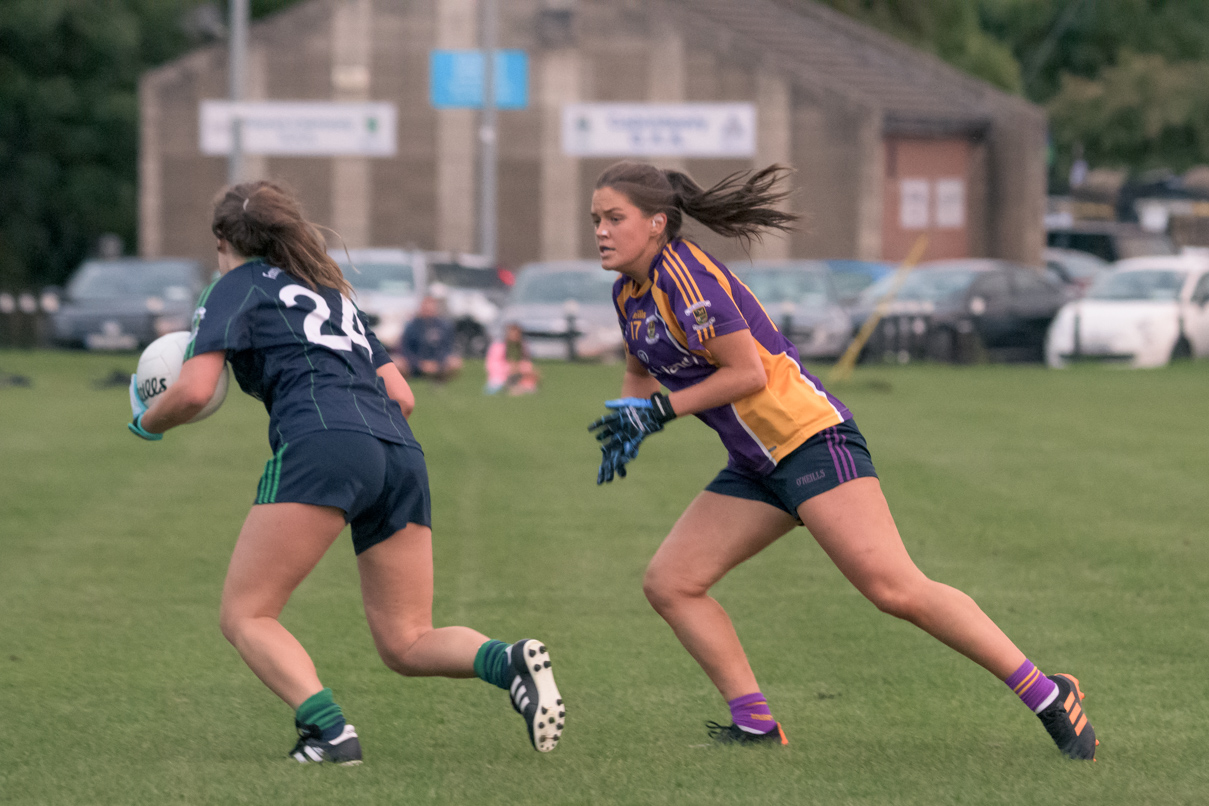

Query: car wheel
[[455, 319, 489, 358], [1170, 336, 1192, 362], [925, 328, 956, 363]]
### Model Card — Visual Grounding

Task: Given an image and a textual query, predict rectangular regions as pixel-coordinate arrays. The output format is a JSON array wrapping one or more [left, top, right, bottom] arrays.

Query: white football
[[136, 331, 229, 423]]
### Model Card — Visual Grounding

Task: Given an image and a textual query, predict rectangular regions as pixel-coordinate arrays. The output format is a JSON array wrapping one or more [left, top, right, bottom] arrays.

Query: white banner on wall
[[561, 103, 756, 157], [200, 101, 397, 157]]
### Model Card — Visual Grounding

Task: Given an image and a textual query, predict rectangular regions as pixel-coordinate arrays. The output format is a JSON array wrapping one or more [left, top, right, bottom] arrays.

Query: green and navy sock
[[295, 687, 347, 741], [474, 639, 514, 690]]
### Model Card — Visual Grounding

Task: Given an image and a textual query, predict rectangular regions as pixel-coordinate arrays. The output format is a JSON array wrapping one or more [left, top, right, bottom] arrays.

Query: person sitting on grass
[[395, 295, 463, 382], [485, 323, 540, 395]]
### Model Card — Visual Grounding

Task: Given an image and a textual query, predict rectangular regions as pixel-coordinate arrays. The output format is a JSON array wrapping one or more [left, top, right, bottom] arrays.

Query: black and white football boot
[[290, 722, 363, 766], [507, 639, 565, 752]]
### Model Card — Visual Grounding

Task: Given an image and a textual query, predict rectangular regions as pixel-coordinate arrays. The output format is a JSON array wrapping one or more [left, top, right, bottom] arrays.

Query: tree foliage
[[818, 0, 1209, 187], [0, 0, 297, 290]]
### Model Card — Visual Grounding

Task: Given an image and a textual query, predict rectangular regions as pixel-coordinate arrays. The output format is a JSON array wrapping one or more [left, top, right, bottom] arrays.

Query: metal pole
[[228, 0, 249, 185], [478, 0, 498, 262]]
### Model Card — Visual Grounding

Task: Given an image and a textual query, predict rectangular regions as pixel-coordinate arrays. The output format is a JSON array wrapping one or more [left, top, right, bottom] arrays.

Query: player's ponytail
[[595, 161, 798, 248], [211, 180, 353, 297]]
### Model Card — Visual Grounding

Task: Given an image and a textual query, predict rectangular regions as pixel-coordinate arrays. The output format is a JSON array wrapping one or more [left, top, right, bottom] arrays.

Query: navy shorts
[[254, 430, 431, 555], [705, 419, 878, 520]]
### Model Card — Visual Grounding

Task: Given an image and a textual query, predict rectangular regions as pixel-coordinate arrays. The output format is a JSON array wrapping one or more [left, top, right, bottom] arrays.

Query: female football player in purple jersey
[[586, 161, 1096, 759], [127, 181, 564, 763]]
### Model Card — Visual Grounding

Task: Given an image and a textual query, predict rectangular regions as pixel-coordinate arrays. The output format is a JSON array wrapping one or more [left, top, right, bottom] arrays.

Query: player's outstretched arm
[[376, 361, 415, 419], [136, 351, 227, 436]]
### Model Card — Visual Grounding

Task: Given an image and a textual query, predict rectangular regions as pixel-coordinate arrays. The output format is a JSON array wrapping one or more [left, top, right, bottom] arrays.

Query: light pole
[[228, 0, 249, 185], [478, 0, 498, 263]]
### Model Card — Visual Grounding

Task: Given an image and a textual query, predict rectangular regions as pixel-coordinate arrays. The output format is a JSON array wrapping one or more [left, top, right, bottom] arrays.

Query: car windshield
[[511, 269, 615, 304], [339, 262, 415, 294], [67, 260, 199, 301], [431, 262, 506, 290], [1085, 269, 1186, 301], [858, 269, 978, 304], [740, 270, 833, 306], [1048, 252, 1107, 280]]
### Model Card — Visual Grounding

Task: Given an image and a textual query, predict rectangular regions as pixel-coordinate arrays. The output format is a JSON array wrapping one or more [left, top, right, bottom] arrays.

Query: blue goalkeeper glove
[[127, 374, 162, 441], [589, 393, 675, 482]]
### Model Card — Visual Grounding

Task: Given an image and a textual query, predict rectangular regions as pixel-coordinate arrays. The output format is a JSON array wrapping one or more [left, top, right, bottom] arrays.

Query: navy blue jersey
[[185, 259, 416, 452]]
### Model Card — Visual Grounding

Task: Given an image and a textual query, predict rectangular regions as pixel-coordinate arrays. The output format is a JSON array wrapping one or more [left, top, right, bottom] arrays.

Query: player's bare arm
[[620, 349, 660, 399], [376, 361, 415, 419], [141, 350, 227, 433], [663, 329, 766, 418]]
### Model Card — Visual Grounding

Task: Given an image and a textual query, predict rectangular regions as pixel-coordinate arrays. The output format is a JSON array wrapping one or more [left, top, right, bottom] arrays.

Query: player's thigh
[[647, 491, 798, 595], [356, 522, 435, 645], [221, 502, 347, 620], [796, 477, 927, 596]]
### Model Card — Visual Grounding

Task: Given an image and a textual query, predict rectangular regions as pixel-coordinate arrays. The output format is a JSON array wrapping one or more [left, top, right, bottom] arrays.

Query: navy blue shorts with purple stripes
[[705, 418, 877, 520]]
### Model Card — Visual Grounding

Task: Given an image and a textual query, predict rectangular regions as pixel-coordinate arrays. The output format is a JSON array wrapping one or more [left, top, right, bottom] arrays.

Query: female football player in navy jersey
[[587, 161, 1096, 759], [128, 181, 564, 763]]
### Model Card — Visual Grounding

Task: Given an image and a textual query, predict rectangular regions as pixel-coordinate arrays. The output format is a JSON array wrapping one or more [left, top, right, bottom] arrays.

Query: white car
[[331, 248, 428, 350], [1045, 254, 1209, 368]]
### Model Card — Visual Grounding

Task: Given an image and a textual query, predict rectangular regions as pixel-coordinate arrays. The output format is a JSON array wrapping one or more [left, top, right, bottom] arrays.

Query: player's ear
[[651, 213, 666, 233]]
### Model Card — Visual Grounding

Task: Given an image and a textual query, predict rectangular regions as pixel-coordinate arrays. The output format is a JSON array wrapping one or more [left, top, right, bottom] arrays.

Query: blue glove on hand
[[589, 393, 675, 482], [127, 374, 162, 441]]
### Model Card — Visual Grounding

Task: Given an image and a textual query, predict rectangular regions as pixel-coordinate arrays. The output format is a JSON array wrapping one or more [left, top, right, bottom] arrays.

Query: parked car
[[331, 248, 427, 351], [1046, 221, 1175, 263], [1045, 254, 1209, 368], [499, 261, 623, 360], [852, 259, 1069, 363], [732, 260, 853, 360], [822, 259, 894, 305], [425, 251, 512, 357], [52, 258, 206, 350], [1043, 247, 1110, 297]]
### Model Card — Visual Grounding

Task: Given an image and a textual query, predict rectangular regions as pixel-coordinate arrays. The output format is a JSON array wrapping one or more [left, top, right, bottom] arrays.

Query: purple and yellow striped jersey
[[612, 239, 851, 475]]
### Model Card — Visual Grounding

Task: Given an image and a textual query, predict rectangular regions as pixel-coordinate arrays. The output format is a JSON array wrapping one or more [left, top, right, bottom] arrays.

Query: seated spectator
[[394, 296, 463, 382], [485, 323, 539, 395]]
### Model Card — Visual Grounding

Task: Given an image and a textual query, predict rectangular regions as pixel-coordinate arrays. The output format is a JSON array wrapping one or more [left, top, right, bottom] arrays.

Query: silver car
[[733, 260, 853, 359], [499, 261, 624, 360]]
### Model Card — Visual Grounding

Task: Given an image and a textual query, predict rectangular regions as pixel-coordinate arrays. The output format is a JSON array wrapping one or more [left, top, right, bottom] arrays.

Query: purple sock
[[1005, 660, 1059, 713], [728, 692, 777, 734]]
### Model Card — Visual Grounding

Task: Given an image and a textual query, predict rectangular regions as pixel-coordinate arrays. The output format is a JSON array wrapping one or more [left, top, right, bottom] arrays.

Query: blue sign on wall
[[430, 50, 529, 109]]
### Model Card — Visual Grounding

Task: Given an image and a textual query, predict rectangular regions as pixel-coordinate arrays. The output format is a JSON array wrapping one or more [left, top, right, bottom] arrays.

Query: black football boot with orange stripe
[[705, 721, 789, 746], [1037, 673, 1098, 760]]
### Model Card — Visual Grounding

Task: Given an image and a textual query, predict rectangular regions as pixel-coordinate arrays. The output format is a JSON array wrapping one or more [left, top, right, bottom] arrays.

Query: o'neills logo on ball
[[139, 376, 169, 401]]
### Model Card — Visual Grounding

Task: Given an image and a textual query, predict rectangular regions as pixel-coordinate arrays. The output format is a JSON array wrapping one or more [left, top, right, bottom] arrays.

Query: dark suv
[[1046, 222, 1175, 263]]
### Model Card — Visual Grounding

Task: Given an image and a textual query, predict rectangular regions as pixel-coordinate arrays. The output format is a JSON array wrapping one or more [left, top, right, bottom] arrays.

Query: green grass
[[1, 351, 1207, 805]]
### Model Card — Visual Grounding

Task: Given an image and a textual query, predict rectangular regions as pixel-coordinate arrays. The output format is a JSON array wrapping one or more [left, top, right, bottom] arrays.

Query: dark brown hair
[[211, 180, 351, 297], [594, 161, 798, 248]]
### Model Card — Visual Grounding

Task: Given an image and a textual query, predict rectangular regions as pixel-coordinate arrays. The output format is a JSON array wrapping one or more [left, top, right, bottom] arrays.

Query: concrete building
[[139, 0, 1047, 270]]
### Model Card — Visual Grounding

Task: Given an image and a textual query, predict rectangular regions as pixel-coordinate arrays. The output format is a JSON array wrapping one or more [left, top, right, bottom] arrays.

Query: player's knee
[[863, 577, 928, 622], [642, 563, 706, 612], [373, 626, 431, 676]]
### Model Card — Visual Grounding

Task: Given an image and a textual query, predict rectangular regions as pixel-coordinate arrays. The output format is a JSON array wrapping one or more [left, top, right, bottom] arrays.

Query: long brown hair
[[210, 180, 352, 297], [594, 161, 799, 248]]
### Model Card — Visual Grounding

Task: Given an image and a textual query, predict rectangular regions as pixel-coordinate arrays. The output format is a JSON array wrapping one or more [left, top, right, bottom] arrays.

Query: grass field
[[1, 350, 1207, 805]]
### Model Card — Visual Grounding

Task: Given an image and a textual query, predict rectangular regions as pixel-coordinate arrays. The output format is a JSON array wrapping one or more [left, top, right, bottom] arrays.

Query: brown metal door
[[883, 137, 972, 261]]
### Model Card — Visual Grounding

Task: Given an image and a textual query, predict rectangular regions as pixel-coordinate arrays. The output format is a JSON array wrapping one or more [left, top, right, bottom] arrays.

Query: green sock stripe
[[295, 688, 344, 732], [474, 639, 512, 690]]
